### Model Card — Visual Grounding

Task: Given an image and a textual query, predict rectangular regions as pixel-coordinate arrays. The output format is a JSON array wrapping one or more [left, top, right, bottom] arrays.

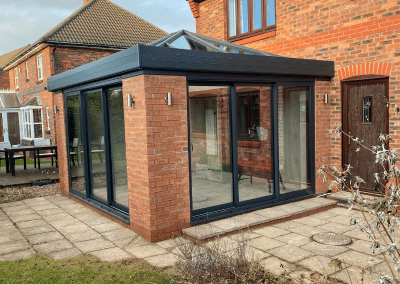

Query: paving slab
[[0, 220, 14, 228], [126, 244, 168, 259], [344, 228, 376, 241], [299, 255, 349, 275], [268, 244, 315, 263], [57, 223, 91, 235], [253, 227, 290, 238], [294, 216, 329, 226], [74, 238, 115, 253], [312, 210, 340, 220], [273, 220, 303, 230], [48, 217, 80, 228], [63, 229, 102, 243], [261, 256, 298, 275], [144, 253, 178, 268], [29, 204, 60, 211], [327, 207, 357, 216], [347, 239, 384, 256], [182, 224, 225, 240], [33, 239, 74, 254], [41, 213, 73, 222], [333, 265, 381, 284], [277, 232, 312, 247], [208, 218, 247, 232], [90, 222, 124, 233], [25, 231, 65, 245], [334, 250, 384, 268], [0, 214, 8, 221], [20, 225, 55, 236], [244, 246, 270, 261], [206, 236, 239, 252], [0, 201, 25, 208], [47, 248, 82, 260], [0, 230, 25, 245], [327, 214, 353, 226], [2, 205, 31, 213], [123, 236, 150, 250], [231, 212, 270, 227], [113, 237, 136, 248], [373, 260, 400, 279], [16, 219, 47, 229], [6, 209, 36, 216], [157, 237, 190, 249], [101, 228, 138, 241], [0, 241, 31, 255], [317, 222, 354, 233], [8, 213, 42, 223], [301, 242, 348, 257], [288, 225, 328, 237], [249, 236, 285, 251], [91, 247, 132, 262], [0, 249, 36, 261], [229, 232, 262, 241], [35, 208, 66, 216]]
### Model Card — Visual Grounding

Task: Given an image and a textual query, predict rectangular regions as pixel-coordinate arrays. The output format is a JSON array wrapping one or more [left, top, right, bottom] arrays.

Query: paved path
[[0, 195, 396, 283]]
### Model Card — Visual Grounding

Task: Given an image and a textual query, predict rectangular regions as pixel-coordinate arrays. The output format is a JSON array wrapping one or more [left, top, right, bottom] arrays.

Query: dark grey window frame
[[187, 79, 315, 225], [64, 83, 129, 223]]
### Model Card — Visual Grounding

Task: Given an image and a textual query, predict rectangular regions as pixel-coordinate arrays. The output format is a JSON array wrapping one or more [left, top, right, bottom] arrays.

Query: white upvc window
[[14, 68, 19, 89], [37, 55, 43, 81], [46, 107, 50, 130], [22, 107, 43, 139], [25, 62, 29, 80]]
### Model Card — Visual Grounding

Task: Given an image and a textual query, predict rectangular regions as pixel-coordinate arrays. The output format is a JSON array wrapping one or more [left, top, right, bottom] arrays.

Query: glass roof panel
[[148, 30, 280, 57]]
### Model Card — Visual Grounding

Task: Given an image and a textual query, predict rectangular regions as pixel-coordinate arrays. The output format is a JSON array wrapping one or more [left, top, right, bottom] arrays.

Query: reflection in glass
[[240, 0, 249, 34], [66, 95, 86, 194], [236, 86, 274, 201], [278, 86, 310, 192], [253, 0, 262, 30], [0, 114, 3, 142], [87, 91, 108, 203], [267, 0, 275, 26], [108, 88, 128, 208], [229, 0, 236, 37], [189, 85, 233, 210]]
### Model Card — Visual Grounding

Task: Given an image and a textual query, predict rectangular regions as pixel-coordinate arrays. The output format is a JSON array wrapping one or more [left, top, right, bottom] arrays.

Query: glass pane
[[7, 113, 20, 145], [363, 97, 372, 123], [240, 0, 249, 33], [0, 114, 4, 143], [253, 0, 262, 30], [34, 124, 42, 138], [229, 0, 236, 37], [237, 86, 273, 201], [189, 85, 233, 210], [108, 88, 128, 208], [33, 109, 42, 123], [267, 0, 275, 26], [278, 86, 310, 193], [87, 91, 107, 203], [66, 95, 86, 194]]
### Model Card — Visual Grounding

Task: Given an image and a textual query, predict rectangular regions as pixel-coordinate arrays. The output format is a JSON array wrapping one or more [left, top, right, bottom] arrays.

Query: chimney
[[83, 0, 91, 5]]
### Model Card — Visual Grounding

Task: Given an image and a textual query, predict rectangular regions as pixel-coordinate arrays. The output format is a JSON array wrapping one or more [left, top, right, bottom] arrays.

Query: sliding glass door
[[66, 86, 128, 213]]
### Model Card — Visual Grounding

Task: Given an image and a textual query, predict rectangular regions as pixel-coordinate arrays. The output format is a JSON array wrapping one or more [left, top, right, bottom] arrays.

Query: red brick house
[[0, 0, 167, 148], [187, 0, 400, 193]]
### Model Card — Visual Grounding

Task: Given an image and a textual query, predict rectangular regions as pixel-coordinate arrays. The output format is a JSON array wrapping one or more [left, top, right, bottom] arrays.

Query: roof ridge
[[41, 0, 99, 42]]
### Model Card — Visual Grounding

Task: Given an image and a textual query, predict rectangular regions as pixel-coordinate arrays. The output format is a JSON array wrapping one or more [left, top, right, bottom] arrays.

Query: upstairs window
[[25, 62, 29, 80], [14, 68, 19, 89], [37, 55, 43, 81], [228, 0, 275, 40]]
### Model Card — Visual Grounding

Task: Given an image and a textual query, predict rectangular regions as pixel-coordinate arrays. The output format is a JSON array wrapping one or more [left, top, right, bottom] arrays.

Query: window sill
[[237, 140, 261, 148], [229, 27, 276, 44]]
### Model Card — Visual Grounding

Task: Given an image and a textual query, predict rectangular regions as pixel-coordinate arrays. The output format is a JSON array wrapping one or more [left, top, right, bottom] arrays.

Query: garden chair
[[69, 138, 80, 166]]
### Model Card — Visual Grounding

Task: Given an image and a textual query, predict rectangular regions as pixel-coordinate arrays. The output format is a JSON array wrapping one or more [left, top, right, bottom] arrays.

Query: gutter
[[52, 44, 58, 76]]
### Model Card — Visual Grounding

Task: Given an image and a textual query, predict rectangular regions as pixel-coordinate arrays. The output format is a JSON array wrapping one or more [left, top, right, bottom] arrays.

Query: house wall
[[0, 70, 10, 90], [193, 0, 400, 192]]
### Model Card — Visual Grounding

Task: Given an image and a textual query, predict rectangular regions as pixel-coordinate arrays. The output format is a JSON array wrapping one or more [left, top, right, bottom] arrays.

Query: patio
[[0, 193, 393, 284]]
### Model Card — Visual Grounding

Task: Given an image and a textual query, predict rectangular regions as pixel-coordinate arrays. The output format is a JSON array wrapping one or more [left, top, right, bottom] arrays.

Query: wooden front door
[[343, 78, 389, 192]]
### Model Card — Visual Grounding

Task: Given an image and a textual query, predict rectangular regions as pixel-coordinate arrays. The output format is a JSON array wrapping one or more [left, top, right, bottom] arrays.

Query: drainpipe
[[52, 44, 58, 76]]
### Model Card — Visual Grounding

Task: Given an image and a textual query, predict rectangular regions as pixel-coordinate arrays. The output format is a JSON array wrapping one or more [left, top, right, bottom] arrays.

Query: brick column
[[123, 74, 190, 242], [54, 92, 69, 196]]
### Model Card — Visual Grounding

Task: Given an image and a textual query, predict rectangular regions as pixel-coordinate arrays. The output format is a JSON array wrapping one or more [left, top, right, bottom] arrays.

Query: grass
[[0, 159, 51, 167], [0, 254, 174, 283]]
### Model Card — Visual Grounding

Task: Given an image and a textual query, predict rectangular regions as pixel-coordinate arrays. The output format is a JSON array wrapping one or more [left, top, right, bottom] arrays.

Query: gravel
[[0, 182, 61, 204]]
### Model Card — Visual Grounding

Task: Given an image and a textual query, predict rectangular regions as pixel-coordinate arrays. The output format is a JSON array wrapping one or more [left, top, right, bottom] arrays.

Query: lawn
[[0, 254, 174, 283], [0, 158, 51, 167]]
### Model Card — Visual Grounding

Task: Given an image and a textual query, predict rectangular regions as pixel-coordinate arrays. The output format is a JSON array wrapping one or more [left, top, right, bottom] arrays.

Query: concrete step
[[183, 197, 337, 242], [327, 191, 381, 211]]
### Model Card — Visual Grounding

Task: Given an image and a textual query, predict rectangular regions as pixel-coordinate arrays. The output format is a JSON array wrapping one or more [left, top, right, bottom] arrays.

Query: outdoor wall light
[[127, 94, 135, 107], [322, 93, 329, 104], [165, 92, 172, 106], [53, 105, 59, 114]]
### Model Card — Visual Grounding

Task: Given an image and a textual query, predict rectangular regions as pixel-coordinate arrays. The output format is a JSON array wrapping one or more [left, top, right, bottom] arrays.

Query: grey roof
[[4, 0, 168, 69], [148, 30, 280, 57], [0, 46, 30, 69]]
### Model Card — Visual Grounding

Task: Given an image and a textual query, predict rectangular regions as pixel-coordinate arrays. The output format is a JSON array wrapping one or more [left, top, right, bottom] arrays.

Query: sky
[[0, 0, 196, 55]]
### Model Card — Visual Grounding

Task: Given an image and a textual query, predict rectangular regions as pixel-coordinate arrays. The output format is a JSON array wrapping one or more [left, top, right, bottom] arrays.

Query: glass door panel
[[7, 113, 20, 145], [189, 85, 233, 210], [278, 86, 311, 193], [87, 91, 108, 203], [66, 95, 86, 194], [236, 86, 274, 201], [108, 88, 128, 208]]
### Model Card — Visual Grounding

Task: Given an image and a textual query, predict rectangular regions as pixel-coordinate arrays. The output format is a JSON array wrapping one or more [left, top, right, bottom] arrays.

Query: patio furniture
[[91, 136, 105, 163], [69, 138, 79, 166], [36, 147, 58, 169]]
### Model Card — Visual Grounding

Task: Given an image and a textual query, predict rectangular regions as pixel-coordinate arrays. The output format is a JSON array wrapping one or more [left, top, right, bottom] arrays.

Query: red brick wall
[[123, 74, 190, 241], [193, 0, 400, 192], [0, 70, 10, 89]]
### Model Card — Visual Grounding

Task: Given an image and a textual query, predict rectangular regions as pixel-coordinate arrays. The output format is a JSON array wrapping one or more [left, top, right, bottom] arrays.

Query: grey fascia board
[[47, 45, 141, 92], [48, 44, 334, 92]]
